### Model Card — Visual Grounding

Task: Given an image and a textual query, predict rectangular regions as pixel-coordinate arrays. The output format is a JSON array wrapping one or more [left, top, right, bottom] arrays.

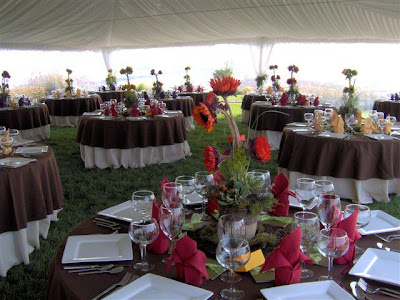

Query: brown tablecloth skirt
[[241, 94, 268, 110], [0, 148, 64, 234], [45, 98, 100, 116], [373, 100, 400, 120], [77, 115, 187, 149], [93, 91, 125, 103], [164, 97, 195, 117], [46, 211, 399, 300], [250, 105, 329, 131], [178, 92, 207, 106], [278, 129, 400, 180], [0, 105, 50, 130]]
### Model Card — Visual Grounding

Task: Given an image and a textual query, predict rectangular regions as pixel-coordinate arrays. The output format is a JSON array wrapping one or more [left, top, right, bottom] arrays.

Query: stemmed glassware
[[377, 118, 388, 133], [295, 178, 316, 211], [317, 228, 349, 281], [159, 204, 185, 264], [317, 194, 341, 231], [345, 114, 357, 134], [175, 175, 196, 215], [292, 212, 320, 278], [128, 218, 159, 271], [250, 169, 271, 194], [344, 204, 371, 253], [315, 180, 334, 198], [162, 182, 183, 208], [131, 190, 155, 223], [194, 171, 214, 221], [304, 112, 314, 128], [216, 238, 251, 300]]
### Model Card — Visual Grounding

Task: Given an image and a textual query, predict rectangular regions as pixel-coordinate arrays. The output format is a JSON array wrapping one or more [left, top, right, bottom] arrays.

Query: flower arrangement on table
[[269, 65, 281, 93], [151, 69, 163, 97], [105, 69, 117, 90], [338, 68, 359, 117], [255, 73, 268, 92], [183, 66, 194, 92], [0, 70, 10, 107], [286, 64, 299, 103], [120, 66, 138, 109], [65, 69, 73, 93]]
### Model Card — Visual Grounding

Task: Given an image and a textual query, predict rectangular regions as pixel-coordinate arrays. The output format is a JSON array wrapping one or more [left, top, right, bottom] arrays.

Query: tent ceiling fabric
[[0, 0, 399, 51]]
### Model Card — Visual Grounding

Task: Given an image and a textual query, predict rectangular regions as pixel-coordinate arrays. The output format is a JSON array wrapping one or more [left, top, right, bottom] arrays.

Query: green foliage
[[338, 93, 359, 116], [212, 62, 233, 78], [136, 83, 147, 91], [255, 74, 267, 88], [123, 90, 138, 107]]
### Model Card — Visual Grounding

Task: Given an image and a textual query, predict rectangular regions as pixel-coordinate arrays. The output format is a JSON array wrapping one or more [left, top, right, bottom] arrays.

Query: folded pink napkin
[[268, 173, 292, 217], [280, 93, 288, 106], [147, 200, 169, 254]]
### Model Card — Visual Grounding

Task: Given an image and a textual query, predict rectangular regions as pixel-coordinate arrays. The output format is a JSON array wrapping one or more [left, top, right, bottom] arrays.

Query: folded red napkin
[[313, 96, 319, 106], [110, 104, 118, 117], [131, 105, 139, 117], [166, 235, 209, 286], [260, 227, 313, 286], [280, 93, 288, 106], [268, 173, 292, 217], [145, 99, 150, 105], [147, 200, 170, 254], [297, 95, 307, 106], [207, 197, 219, 213], [333, 208, 361, 265], [104, 106, 110, 116], [151, 104, 163, 116]]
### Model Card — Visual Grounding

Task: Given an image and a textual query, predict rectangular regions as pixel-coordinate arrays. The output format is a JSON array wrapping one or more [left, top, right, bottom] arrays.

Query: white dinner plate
[[15, 146, 48, 155], [83, 111, 102, 116], [154, 114, 172, 118], [349, 248, 400, 287], [260, 280, 353, 300], [358, 210, 400, 235], [288, 193, 317, 210], [0, 157, 37, 169], [103, 273, 213, 300], [318, 132, 348, 139], [165, 110, 182, 114], [289, 127, 315, 133], [125, 116, 147, 121], [61, 234, 133, 264], [286, 122, 307, 127], [185, 191, 203, 205], [364, 133, 396, 140], [98, 200, 143, 223], [12, 138, 35, 147]]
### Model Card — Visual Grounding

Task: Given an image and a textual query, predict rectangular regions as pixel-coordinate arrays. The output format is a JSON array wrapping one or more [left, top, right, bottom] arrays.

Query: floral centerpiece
[[65, 69, 73, 93], [287, 65, 299, 102], [120, 66, 137, 108], [255, 73, 268, 93], [105, 69, 117, 90], [151, 69, 163, 98], [269, 65, 281, 93], [0, 71, 10, 107], [184, 66, 194, 92], [338, 68, 359, 117]]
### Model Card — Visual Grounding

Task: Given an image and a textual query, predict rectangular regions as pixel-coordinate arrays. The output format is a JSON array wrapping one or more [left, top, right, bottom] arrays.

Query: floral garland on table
[[184, 66, 194, 92], [269, 65, 281, 93], [1, 71, 10, 106], [338, 68, 359, 116], [65, 69, 73, 93], [120, 66, 137, 108], [151, 69, 163, 96], [287, 64, 299, 101], [105, 69, 117, 90], [255, 74, 268, 91]]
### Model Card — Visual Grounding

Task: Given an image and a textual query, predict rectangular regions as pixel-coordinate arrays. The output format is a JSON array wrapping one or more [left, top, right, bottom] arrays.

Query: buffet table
[[241, 94, 268, 123], [0, 147, 63, 277], [164, 96, 195, 131], [373, 100, 400, 120], [278, 128, 400, 203], [178, 92, 207, 105], [76, 114, 191, 169], [249, 102, 332, 150], [44, 96, 101, 127], [0, 104, 50, 142], [92, 91, 125, 103]]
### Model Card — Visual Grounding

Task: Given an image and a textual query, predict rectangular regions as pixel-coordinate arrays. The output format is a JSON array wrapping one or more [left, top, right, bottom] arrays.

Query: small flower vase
[[289, 93, 296, 105], [243, 214, 258, 240]]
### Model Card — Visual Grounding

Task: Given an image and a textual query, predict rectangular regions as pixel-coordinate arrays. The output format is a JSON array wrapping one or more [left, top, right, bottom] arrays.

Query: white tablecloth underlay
[[50, 115, 80, 127], [279, 168, 400, 204], [19, 125, 50, 142], [241, 109, 250, 123], [249, 129, 283, 150], [185, 116, 195, 132], [0, 209, 61, 277]]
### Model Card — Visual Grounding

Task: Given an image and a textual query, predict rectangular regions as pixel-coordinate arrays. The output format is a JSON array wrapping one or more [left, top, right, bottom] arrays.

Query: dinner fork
[[375, 234, 400, 243], [358, 278, 400, 298], [92, 272, 132, 300]]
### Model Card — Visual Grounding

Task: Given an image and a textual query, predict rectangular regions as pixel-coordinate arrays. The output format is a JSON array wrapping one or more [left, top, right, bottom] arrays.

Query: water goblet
[[389, 116, 396, 124], [317, 228, 349, 281], [293, 212, 320, 278], [317, 194, 341, 230], [162, 182, 183, 208], [324, 112, 333, 124], [216, 238, 251, 300], [251, 169, 272, 193], [344, 204, 371, 253], [175, 175, 196, 215], [376, 112, 384, 120], [194, 171, 214, 221], [315, 180, 334, 198], [295, 178, 316, 211], [314, 109, 324, 118], [304, 113, 314, 128], [128, 218, 159, 271], [377, 118, 387, 133], [131, 190, 155, 223]]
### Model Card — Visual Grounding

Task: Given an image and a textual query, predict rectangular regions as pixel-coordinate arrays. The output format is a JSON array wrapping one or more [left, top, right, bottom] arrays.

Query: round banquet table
[[249, 102, 333, 150], [178, 92, 207, 105], [278, 128, 400, 203], [373, 99, 400, 120], [76, 113, 191, 169], [0, 104, 50, 142], [44, 96, 101, 127], [241, 94, 269, 123], [164, 96, 195, 131], [92, 91, 125, 103], [46, 208, 399, 300], [0, 147, 63, 277]]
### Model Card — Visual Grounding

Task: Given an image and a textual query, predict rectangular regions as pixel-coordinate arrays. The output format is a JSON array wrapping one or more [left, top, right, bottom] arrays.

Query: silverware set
[[358, 278, 400, 299], [93, 217, 122, 231], [375, 233, 400, 243], [92, 272, 139, 300], [64, 263, 132, 275]]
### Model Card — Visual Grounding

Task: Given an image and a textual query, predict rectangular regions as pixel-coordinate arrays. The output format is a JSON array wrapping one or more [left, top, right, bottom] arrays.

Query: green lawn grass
[[0, 103, 398, 299]]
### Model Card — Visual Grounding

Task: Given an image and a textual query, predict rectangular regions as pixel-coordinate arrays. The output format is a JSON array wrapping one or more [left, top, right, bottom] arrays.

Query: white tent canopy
[[1, 0, 399, 52]]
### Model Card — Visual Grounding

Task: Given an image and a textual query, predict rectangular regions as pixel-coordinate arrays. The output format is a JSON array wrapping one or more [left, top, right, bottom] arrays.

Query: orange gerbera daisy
[[227, 134, 246, 144], [250, 136, 271, 162], [204, 145, 220, 172], [210, 76, 241, 96], [193, 103, 216, 132]]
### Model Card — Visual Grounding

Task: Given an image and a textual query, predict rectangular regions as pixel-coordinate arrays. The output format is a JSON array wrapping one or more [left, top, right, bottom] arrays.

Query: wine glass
[[389, 116, 396, 124], [317, 228, 349, 281], [216, 238, 251, 300], [159, 204, 185, 264], [317, 194, 341, 230], [345, 114, 355, 134], [315, 180, 334, 198], [292, 212, 320, 278], [250, 169, 271, 194], [175, 175, 196, 215], [304, 113, 314, 128], [295, 178, 316, 211], [194, 171, 214, 221], [377, 118, 387, 133], [344, 204, 371, 252], [217, 214, 246, 283], [131, 190, 155, 223], [128, 218, 159, 271], [162, 182, 183, 208]]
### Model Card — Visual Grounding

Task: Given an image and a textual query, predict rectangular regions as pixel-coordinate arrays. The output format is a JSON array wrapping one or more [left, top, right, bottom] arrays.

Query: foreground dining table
[[373, 99, 400, 120], [77, 113, 191, 169], [241, 94, 268, 123], [0, 147, 63, 277], [0, 104, 50, 141], [164, 96, 196, 131], [46, 205, 399, 300], [278, 128, 400, 203]]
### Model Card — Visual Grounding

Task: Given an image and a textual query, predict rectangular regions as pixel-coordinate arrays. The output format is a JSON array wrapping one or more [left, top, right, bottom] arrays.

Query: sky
[[0, 43, 399, 94]]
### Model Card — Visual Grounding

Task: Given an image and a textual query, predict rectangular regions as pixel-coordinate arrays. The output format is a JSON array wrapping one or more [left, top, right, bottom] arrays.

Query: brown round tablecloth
[[278, 129, 400, 181], [46, 209, 399, 300], [0, 105, 50, 130], [0, 147, 63, 234], [44, 98, 101, 116], [164, 97, 195, 117], [178, 92, 207, 105], [373, 100, 400, 120], [93, 91, 125, 103], [241, 94, 268, 110], [77, 114, 187, 149], [250, 104, 331, 131]]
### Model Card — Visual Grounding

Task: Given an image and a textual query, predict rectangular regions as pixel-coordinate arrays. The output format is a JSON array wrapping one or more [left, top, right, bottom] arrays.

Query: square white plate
[[12, 138, 35, 147], [15, 146, 48, 155], [125, 116, 147, 121], [286, 122, 307, 127], [61, 234, 133, 264], [289, 127, 315, 133], [98, 201, 143, 223], [349, 248, 400, 287], [83, 111, 102, 116], [260, 280, 353, 300], [288, 193, 317, 210], [358, 210, 400, 235], [103, 273, 213, 300], [0, 157, 37, 168], [318, 132, 348, 139], [154, 114, 172, 118], [364, 134, 396, 140], [185, 191, 203, 205]]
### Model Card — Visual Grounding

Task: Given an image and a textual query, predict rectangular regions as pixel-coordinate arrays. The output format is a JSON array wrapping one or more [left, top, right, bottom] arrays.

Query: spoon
[[351, 281, 367, 300], [78, 266, 124, 275], [377, 242, 398, 252], [69, 264, 113, 273]]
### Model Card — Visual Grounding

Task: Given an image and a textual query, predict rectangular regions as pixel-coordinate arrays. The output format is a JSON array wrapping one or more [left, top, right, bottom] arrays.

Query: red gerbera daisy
[[193, 103, 216, 132], [250, 136, 271, 162], [204, 145, 220, 172], [227, 134, 246, 144]]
